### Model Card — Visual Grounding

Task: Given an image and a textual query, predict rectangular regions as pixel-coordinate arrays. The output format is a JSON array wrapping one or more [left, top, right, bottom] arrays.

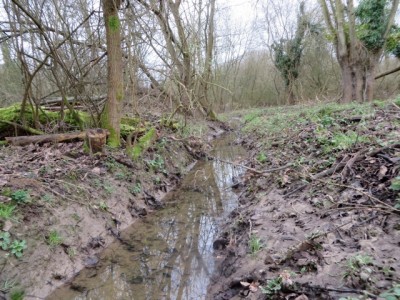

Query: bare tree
[[101, 0, 124, 146], [319, 0, 399, 102], [134, 0, 217, 118]]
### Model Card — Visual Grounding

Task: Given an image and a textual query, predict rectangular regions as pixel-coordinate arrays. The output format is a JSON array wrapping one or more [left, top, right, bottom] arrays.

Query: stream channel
[[48, 134, 246, 300]]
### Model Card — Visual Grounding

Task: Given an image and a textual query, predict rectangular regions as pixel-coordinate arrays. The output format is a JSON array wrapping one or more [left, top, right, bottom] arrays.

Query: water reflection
[[48, 135, 244, 300]]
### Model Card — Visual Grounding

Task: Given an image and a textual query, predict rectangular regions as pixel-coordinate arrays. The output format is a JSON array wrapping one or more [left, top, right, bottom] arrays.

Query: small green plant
[[343, 254, 373, 279], [248, 234, 263, 254], [0, 231, 11, 250], [260, 276, 282, 296], [47, 230, 63, 247], [93, 179, 102, 188], [41, 194, 53, 203], [129, 182, 142, 195], [395, 199, 400, 210], [318, 114, 336, 127], [379, 283, 400, 300], [0, 232, 26, 258], [104, 157, 120, 173], [0, 204, 16, 219], [318, 131, 369, 153], [391, 177, 400, 191], [147, 155, 165, 172], [1, 279, 16, 292], [103, 183, 114, 195], [153, 176, 162, 185], [10, 240, 26, 258], [157, 137, 168, 150], [114, 171, 127, 180], [261, 270, 294, 296], [99, 201, 108, 211], [256, 153, 268, 163], [10, 289, 24, 300], [11, 190, 30, 203]]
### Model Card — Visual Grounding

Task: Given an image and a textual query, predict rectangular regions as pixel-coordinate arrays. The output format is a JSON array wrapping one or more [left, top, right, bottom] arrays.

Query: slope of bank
[[0, 118, 225, 300], [208, 99, 400, 300]]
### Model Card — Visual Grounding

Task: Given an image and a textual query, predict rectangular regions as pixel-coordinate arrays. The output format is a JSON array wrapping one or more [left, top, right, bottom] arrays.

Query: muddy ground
[[0, 99, 399, 300], [208, 100, 400, 300], [0, 118, 225, 300]]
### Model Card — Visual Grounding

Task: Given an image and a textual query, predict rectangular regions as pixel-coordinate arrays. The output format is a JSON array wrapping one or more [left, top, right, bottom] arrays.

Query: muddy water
[[48, 135, 245, 300]]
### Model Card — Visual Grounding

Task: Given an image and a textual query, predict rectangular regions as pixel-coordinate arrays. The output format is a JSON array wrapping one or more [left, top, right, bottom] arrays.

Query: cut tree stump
[[85, 129, 108, 154]]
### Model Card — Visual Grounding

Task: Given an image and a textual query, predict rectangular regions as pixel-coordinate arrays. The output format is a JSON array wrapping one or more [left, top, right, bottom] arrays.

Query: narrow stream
[[48, 134, 245, 300]]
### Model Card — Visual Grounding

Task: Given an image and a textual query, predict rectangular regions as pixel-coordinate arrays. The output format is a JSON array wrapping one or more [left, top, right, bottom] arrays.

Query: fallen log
[[5, 131, 87, 146], [6, 129, 110, 152]]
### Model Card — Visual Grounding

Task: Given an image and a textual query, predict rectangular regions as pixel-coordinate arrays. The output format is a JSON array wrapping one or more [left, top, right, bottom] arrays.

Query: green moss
[[121, 117, 140, 127], [108, 15, 120, 32], [116, 89, 124, 102], [207, 109, 219, 121], [160, 118, 180, 130], [107, 127, 120, 148], [127, 127, 156, 160], [120, 124, 146, 138], [0, 103, 93, 133], [100, 106, 120, 147]]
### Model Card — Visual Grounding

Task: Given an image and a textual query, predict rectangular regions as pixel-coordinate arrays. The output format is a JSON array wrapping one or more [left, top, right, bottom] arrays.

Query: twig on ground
[[315, 178, 400, 213]]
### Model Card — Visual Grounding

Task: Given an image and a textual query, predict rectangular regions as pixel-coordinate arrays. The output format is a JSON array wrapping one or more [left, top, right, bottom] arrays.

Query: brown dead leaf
[[279, 270, 293, 286], [249, 282, 259, 292], [240, 281, 259, 293], [378, 165, 388, 180], [91, 167, 101, 175], [3, 220, 13, 232], [377, 183, 386, 191], [281, 174, 290, 186]]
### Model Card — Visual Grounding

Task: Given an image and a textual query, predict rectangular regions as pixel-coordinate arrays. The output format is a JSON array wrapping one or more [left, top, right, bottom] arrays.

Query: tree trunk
[[339, 57, 372, 103], [101, 0, 124, 147], [364, 54, 380, 102], [339, 58, 353, 103], [286, 82, 296, 105], [319, 0, 399, 105]]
